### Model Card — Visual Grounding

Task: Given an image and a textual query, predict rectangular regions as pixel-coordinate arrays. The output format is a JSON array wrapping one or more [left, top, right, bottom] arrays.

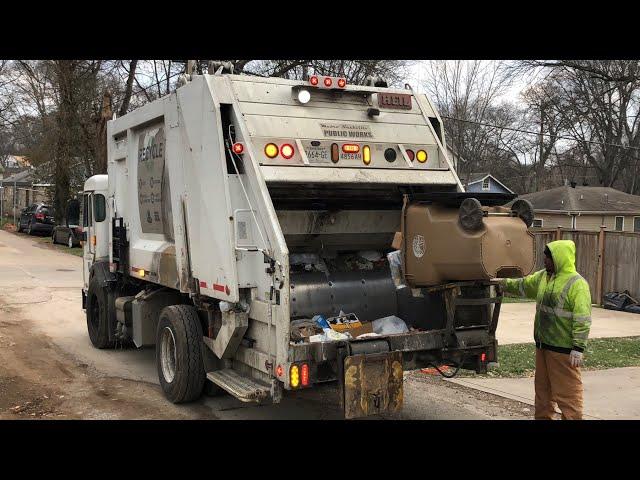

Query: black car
[[52, 198, 82, 247], [17, 203, 56, 235]]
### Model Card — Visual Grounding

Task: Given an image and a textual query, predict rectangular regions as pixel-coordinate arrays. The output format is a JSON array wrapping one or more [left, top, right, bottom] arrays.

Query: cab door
[[82, 192, 94, 290]]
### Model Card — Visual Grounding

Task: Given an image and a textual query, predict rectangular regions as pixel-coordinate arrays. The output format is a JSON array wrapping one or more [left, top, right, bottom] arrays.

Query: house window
[[532, 218, 544, 228], [482, 178, 490, 190], [615, 216, 624, 231], [634, 216, 640, 233]]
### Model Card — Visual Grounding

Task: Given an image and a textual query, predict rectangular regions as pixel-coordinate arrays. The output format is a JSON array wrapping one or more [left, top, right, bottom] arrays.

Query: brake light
[[337, 78, 346, 88], [481, 352, 487, 362], [342, 144, 360, 154], [331, 143, 339, 163], [290, 365, 300, 388], [406, 149, 415, 161], [310, 76, 319, 86], [363, 145, 371, 165], [301, 363, 309, 386], [264, 143, 279, 158], [232, 142, 244, 154], [280, 144, 295, 159], [35, 213, 45, 220], [416, 150, 428, 163], [323, 77, 333, 88], [276, 365, 283, 378]]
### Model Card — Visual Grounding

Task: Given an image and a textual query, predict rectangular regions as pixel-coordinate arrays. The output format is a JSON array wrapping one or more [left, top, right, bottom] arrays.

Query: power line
[[442, 115, 640, 152]]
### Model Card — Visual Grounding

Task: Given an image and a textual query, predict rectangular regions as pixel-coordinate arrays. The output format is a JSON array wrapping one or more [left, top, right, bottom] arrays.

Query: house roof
[[460, 172, 515, 194], [516, 185, 640, 214], [0, 169, 33, 186]]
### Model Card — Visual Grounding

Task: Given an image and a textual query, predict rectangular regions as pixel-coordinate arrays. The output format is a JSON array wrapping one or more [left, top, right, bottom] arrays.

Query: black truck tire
[[156, 305, 206, 403], [86, 267, 115, 349]]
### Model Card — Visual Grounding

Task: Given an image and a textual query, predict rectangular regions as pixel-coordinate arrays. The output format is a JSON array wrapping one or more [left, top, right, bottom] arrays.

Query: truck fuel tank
[[401, 197, 536, 287]]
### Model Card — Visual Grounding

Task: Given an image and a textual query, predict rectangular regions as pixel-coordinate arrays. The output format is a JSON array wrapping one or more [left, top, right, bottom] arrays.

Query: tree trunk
[[94, 90, 112, 175]]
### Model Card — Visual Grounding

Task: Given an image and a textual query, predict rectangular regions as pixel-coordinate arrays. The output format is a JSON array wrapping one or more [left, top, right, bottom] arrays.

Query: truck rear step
[[207, 369, 271, 403]]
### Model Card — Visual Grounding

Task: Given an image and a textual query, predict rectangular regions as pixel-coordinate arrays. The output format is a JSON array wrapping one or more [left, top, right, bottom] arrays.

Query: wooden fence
[[533, 228, 640, 304]]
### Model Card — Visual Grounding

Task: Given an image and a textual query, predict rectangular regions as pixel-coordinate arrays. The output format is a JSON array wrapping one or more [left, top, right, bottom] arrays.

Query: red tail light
[[406, 149, 415, 161], [280, 144, 295, 159], [310, 76, 319, 86], [481, 352, 487, 362], [35, 213, 45, 220], [337, 78, 346, 88], [323, 77, 333, 87], [301, 363, 309, 386], [232, 142, 244, 154]]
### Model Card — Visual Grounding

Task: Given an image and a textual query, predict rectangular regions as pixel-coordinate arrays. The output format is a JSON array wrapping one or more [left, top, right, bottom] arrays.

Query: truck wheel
[[86, 271, 115, 349], [156, 305, 206, 403]]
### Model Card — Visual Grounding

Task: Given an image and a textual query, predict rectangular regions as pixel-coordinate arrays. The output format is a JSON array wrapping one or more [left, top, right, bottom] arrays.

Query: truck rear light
[[232, 142, 244, 154], [363, 145, 371, 165], [35, 213, 45, 220], [301, 363, 309, 386], [264, 143, 279, 158], [276, 365, 284, 378], [290, 365, 300, 388], [481, 352, 487, 362], [323, 77, 333, 87], [331, 143, 339, 163], [342, 144, 360, 153], [416, 150, 428, 163], [337, 78, 346, 88], [406, 149, 415, 161], [280, 144, 295, 159], [310, 76, 319, 86]]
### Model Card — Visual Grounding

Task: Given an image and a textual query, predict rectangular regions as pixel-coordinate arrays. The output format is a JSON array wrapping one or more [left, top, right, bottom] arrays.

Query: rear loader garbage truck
[[80, 68, 536, 418]]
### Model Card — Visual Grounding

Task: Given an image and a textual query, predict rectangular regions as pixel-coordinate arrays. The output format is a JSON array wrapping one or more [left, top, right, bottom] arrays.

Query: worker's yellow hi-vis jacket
[[503, 240, 592, 353]]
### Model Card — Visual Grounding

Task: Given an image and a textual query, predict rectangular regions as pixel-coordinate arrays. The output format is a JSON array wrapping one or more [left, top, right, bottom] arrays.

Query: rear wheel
[[156, 305, 206, 403]]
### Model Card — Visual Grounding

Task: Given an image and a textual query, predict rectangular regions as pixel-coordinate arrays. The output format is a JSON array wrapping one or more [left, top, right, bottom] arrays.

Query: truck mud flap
[[342, 350, 403, 419]]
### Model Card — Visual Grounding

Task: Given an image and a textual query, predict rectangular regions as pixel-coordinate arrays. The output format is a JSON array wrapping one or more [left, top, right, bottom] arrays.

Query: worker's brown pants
[[535, 348, 583, 420]]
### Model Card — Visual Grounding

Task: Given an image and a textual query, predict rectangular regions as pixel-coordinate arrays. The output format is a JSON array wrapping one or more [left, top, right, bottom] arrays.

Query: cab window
[[94, 194, 106, 222]]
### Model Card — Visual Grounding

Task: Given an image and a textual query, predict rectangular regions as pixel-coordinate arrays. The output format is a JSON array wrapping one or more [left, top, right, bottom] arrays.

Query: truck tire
[[86, 268, 115, 349], [156, 305, 206, 403]]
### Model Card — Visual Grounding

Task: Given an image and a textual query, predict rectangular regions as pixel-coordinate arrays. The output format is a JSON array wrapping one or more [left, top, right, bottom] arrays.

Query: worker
[[500, 240, 591, 420]]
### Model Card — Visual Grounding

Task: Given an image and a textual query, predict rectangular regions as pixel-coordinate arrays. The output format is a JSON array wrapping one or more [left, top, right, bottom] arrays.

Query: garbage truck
[[80, 67, 535, 418]]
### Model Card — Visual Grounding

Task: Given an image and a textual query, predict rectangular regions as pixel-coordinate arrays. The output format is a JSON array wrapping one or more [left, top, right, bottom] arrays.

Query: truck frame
[[80, 70, 504, 418]]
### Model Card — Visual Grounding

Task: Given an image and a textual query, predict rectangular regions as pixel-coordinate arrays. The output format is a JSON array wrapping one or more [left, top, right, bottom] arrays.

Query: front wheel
[[86, 271, 115, 349], [156, 305, 206, 403]]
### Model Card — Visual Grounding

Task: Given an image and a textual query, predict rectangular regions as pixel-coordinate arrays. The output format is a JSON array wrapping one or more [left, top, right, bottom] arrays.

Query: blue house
[[461, 172, 514, 195]]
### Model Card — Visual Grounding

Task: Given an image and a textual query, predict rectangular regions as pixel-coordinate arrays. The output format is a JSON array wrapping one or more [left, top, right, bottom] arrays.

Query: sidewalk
[[448, 367, 640, 419], [497, 302, 640, 345]]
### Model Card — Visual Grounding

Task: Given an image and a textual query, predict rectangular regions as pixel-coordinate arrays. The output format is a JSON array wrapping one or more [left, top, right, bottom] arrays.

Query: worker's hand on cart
[[569, 350, 584, 368]]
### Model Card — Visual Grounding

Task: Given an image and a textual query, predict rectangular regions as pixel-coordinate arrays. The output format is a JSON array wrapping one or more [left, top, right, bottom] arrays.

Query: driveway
[[497, 302, 640, 345]]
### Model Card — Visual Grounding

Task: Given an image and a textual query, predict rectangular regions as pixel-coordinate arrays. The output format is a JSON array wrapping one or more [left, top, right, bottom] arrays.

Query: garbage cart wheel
[[511, 199, 534, 227], [86, 269, 115, 349], [156, 305, 206, 404], [459, 198, 484, 232]]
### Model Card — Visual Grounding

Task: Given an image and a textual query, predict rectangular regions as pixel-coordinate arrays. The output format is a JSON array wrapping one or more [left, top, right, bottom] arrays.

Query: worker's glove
[[569, 350, 584, 368]]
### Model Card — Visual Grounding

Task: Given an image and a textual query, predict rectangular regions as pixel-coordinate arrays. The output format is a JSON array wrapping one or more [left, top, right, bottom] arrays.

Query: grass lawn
[[502, 296, 535, 303], [459, 336, 640, 378]]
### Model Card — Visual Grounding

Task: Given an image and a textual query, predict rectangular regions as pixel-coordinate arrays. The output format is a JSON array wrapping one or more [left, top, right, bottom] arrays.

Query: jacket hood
[[546, 240, 577, 275]]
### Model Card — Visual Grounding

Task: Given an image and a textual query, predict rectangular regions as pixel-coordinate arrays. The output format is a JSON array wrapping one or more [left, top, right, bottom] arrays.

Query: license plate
[[343, 351, 403, 419], [305, 146, 330, 164]]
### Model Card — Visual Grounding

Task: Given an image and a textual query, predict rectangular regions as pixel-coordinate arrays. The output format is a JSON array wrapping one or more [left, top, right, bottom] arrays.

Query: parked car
[[17, 203, 56, 235], [52, 198, 82, 248]]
